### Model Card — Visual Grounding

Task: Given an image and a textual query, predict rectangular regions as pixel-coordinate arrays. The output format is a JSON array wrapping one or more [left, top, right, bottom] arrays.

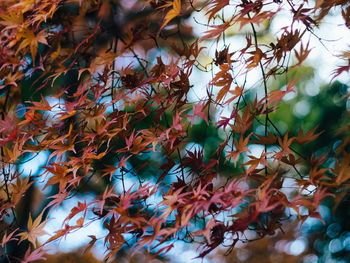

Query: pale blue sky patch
[[293, 100, 311, 117], [39, 194, 107, 258], [20, 150, 49, 177], [288, 237, 307, 256]]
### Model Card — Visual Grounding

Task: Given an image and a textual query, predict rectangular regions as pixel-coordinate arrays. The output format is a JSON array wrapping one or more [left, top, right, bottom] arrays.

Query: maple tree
[[0, 0, 350, 262]]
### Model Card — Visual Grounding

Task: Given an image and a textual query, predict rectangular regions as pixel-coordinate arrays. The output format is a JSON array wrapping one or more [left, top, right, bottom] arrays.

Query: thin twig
[[249, 15, 269, 176]]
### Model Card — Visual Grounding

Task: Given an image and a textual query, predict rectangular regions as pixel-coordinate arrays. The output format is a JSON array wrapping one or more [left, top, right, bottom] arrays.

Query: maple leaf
[[1, 229, 18, 248], [161, 187, 187, 218], [96, 185, 118, 214], [45, 191, 70, 214], [242, 152, 269, 175], [206, 0, 230, 22], [333, 158, 350, 185], [247, 47, 265, 69], [266, 82, 296, 108], [100, 164, 119, 180], [83, 235, 97, 255], [251, 131, 277, 145], [21, 247, 48, 263], [186, 101, 209, 125], [160, 0, 181, 31], [11, 176, 33, 206], [64, 201, 87, 223], [46, 224, 72, 243], [229, 106, 254, 134], [214, 46, 231, 66], [281, 153, 301, 166], [215, 109, 237, 131], [273, 132, 295, 161], [224, 86, 243, 105], [0, 11, 23, 29], [18, 212, 48, 247], [294, 41, 312, 67], [0, 127, 17, 147], [16, 29, 48, 65], [201, 22, 231, 42], [309, 167, 329, 184], [58, 110, 77, 121], [294, 126, 323, 144], [74, 21, 100, 53], [211, 63, 233, 103], [226, 133, 252, 166], [0, 71, 24, 89], [172, 110, 185, 130]]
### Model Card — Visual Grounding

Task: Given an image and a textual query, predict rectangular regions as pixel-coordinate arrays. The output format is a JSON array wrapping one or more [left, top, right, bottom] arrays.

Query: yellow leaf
[[17, 212, 48, 247], [16, 29, 48, 65], [161, 0, 181, 30], [0, 12, 23, 29]]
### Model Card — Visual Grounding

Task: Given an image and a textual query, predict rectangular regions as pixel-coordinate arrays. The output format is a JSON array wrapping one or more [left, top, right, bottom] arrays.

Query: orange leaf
[[58, 110, 77, 120], [160, 0, 181, 31], [294, 126, 322, 145]]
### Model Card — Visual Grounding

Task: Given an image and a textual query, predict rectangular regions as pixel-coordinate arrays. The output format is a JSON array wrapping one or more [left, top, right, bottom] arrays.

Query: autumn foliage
[[0, 0, 349, 262]]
